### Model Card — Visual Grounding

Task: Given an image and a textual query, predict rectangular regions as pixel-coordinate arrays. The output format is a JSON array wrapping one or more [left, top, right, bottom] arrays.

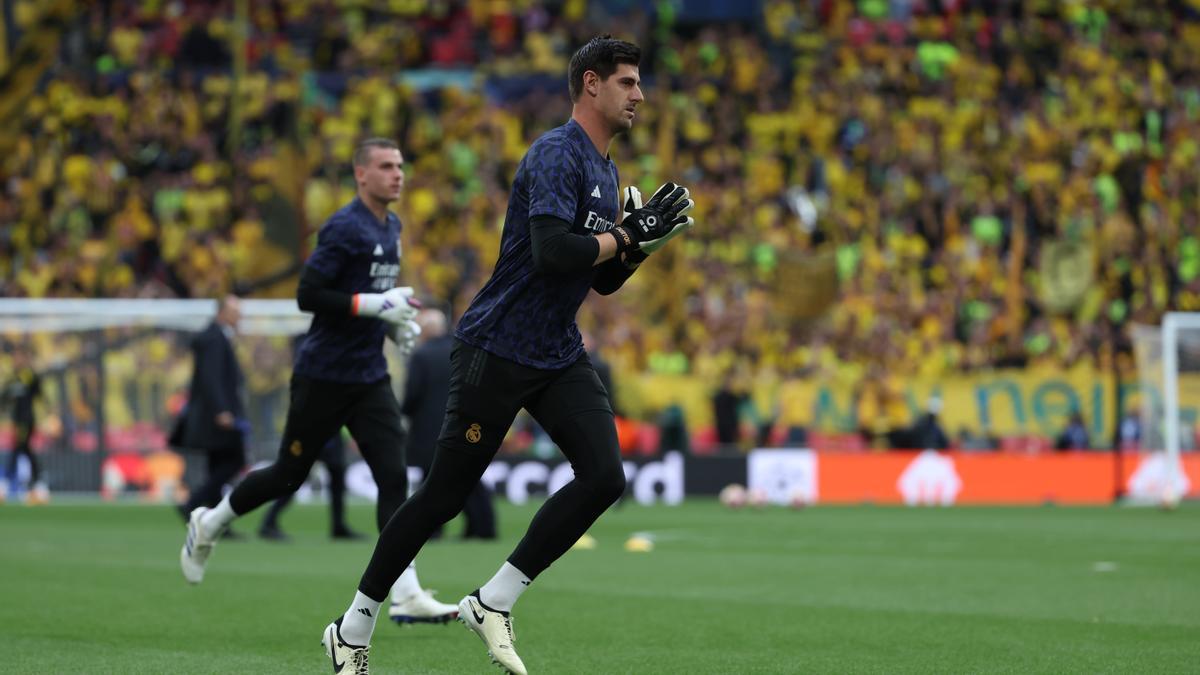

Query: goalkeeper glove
[[610, 182, 693, 255], [353, 286, 419, 326], [625, 184, 695, 255], [386, 318, 421, 358]]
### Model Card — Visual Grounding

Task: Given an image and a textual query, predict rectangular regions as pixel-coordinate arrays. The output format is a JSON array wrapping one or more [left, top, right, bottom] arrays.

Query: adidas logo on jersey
[[591, 185, 602, 199], [373, 244, 384, 256]]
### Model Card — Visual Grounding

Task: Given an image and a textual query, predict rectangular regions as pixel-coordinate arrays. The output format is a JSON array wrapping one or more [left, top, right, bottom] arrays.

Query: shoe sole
[[458, 614, 506, 672], [179, 544, 199, 584], [321, 623, 335, 663], [180, 507, 213, 585], [389, 612, 456, 625]]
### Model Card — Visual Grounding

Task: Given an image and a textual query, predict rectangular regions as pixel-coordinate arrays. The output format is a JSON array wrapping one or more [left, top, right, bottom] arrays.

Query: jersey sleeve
[[526, 139, 582, 222], [305, 216, 356, 278]]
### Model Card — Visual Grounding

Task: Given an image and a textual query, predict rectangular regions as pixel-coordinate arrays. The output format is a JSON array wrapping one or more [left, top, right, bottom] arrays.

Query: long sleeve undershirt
[[296, 265, 352, 315], [529, 214, 639, 295]]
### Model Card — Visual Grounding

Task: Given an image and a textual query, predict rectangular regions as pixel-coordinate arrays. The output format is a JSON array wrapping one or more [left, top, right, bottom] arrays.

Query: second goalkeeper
[[178, 138, 458, 625]]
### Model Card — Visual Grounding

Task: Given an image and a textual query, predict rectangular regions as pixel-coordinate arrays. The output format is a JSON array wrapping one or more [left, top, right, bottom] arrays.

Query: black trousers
[[459, 481, 497, 539], [183, 447, 246, 514], [7, 422, 39, 488], [259, 434, 350, 533], [229, 375, 407, 532], [358, 340, 623, 601], [417, 458, 497, 540]]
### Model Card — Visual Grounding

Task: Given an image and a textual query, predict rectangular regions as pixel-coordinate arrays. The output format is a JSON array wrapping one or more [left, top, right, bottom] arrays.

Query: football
[[788, 488, 809, 510], [747, 488, 769, 508], [719, 483, 747, 508]]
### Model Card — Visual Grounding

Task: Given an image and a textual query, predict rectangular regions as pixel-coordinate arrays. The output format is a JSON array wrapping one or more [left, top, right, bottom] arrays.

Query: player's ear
[[353, 164, 365, 186], [584, 70, 599, 98]]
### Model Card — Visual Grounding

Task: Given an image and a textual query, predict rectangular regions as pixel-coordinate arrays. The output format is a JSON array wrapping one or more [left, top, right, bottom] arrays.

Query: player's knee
[[375, 473, 408, 501], [431, 504, 460, 526], [277, 462, 310, 492], [411, 485, 471, 525], [584, 465, 626, 506]]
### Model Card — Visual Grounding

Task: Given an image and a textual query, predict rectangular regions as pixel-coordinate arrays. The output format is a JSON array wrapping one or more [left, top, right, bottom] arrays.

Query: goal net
[[0, 298, 404, 498], [1129, 313, 1200, 504]]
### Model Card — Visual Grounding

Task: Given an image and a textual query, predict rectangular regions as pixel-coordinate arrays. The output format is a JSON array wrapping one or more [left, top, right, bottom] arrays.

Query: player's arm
[[591, 254, 641, 295], [530, 183, 693, 276], [296, 219, 413, 322], [530, 214, 660, 275], [296, 265, 352, 315], [529, 215, 612, 274], [527, 140, 627, 273], [593, 183, 695, 294], [298, 257, 417, 325], [297, 217, 356, 314]]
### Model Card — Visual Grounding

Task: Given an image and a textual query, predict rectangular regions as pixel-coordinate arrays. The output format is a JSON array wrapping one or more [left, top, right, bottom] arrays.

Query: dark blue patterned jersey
[[294, 197, 402, 383], [456, 119, 620, 369]]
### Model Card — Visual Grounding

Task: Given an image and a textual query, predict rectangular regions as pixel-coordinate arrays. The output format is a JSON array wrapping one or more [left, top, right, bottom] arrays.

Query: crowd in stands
[[3, 0, 1200, 446]]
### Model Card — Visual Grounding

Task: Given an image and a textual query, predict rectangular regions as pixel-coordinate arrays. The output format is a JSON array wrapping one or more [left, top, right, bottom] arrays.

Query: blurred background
[[1, 0, 1199, 506]]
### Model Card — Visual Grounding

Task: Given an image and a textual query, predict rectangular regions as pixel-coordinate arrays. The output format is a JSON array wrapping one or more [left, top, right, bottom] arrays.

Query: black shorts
[[278, 374, 405, 469], [231, 373, 408, 523], [437, 339, 614, 460]]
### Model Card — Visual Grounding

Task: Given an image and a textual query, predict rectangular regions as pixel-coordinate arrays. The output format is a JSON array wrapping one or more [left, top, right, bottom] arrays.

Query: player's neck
[[571, 108, 614, 158], [357, 191, 392, 223]]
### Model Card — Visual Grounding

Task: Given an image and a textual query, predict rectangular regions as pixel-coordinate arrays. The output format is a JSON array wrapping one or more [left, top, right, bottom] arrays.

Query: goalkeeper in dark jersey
[[180, 138, 457, 624], [321, 37, 694, 675]]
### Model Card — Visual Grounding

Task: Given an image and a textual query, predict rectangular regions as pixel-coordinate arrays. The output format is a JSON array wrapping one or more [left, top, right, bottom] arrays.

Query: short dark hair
[[353, 138, 399, 167], [568, 35, 641, 102]]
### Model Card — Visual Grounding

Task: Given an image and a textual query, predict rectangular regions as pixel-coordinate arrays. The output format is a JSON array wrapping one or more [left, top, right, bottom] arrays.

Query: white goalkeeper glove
[[386, 318, 421, 358], [352, 286, 418, 326], [623, 184, 695, 255]]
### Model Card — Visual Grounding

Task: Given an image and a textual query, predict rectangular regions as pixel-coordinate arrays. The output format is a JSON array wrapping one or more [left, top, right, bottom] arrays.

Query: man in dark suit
[[173, 295, 247, 522], [401, 306, 496, 546], [3, 345, 46, 504]]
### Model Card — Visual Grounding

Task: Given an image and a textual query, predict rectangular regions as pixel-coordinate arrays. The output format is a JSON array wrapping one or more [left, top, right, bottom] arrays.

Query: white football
[[788, 488, 809, 509], [1160, 486, 1181, 511], [747, 488, 769, 508], [719, 483, 747, 508]]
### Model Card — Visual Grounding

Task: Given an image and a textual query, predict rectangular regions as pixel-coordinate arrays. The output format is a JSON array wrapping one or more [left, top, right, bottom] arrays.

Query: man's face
[[220, 296, 242, 329], [591, 63, 643, 133], [356, 147, 405, 204]]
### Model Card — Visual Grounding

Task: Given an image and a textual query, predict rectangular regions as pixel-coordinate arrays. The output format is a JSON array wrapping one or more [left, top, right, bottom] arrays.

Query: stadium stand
[[2, 0, 1200, 453]]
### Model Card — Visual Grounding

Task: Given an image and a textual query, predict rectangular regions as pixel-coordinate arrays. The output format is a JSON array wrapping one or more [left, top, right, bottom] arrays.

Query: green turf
[[1, 499, 1197, 674]]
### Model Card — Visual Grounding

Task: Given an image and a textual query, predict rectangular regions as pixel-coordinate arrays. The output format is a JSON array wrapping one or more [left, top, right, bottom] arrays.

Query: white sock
[[391, 563, 422, 602], [339, 591, 381, 646], [479, 562, 531, 612], [199, 495, 237, 540]]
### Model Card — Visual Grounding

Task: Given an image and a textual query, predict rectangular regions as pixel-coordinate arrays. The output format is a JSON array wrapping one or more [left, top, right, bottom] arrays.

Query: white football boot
[[179, 507, 219, 584], [322, 617, 370, 674], [388, 589, 459, 624], [458, 591, 527, 675]]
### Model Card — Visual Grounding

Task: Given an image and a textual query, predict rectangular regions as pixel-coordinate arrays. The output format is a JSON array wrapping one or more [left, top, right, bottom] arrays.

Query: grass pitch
[[1, 499, 1197, 673]]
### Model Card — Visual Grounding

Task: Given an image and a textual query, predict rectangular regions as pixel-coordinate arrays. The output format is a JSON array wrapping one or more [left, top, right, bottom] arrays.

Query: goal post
[[0, 298, 311, 335], [1131, 312, 1200, 505], [1162, 312, 1200, 502], [0, 298, 403, 496]]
